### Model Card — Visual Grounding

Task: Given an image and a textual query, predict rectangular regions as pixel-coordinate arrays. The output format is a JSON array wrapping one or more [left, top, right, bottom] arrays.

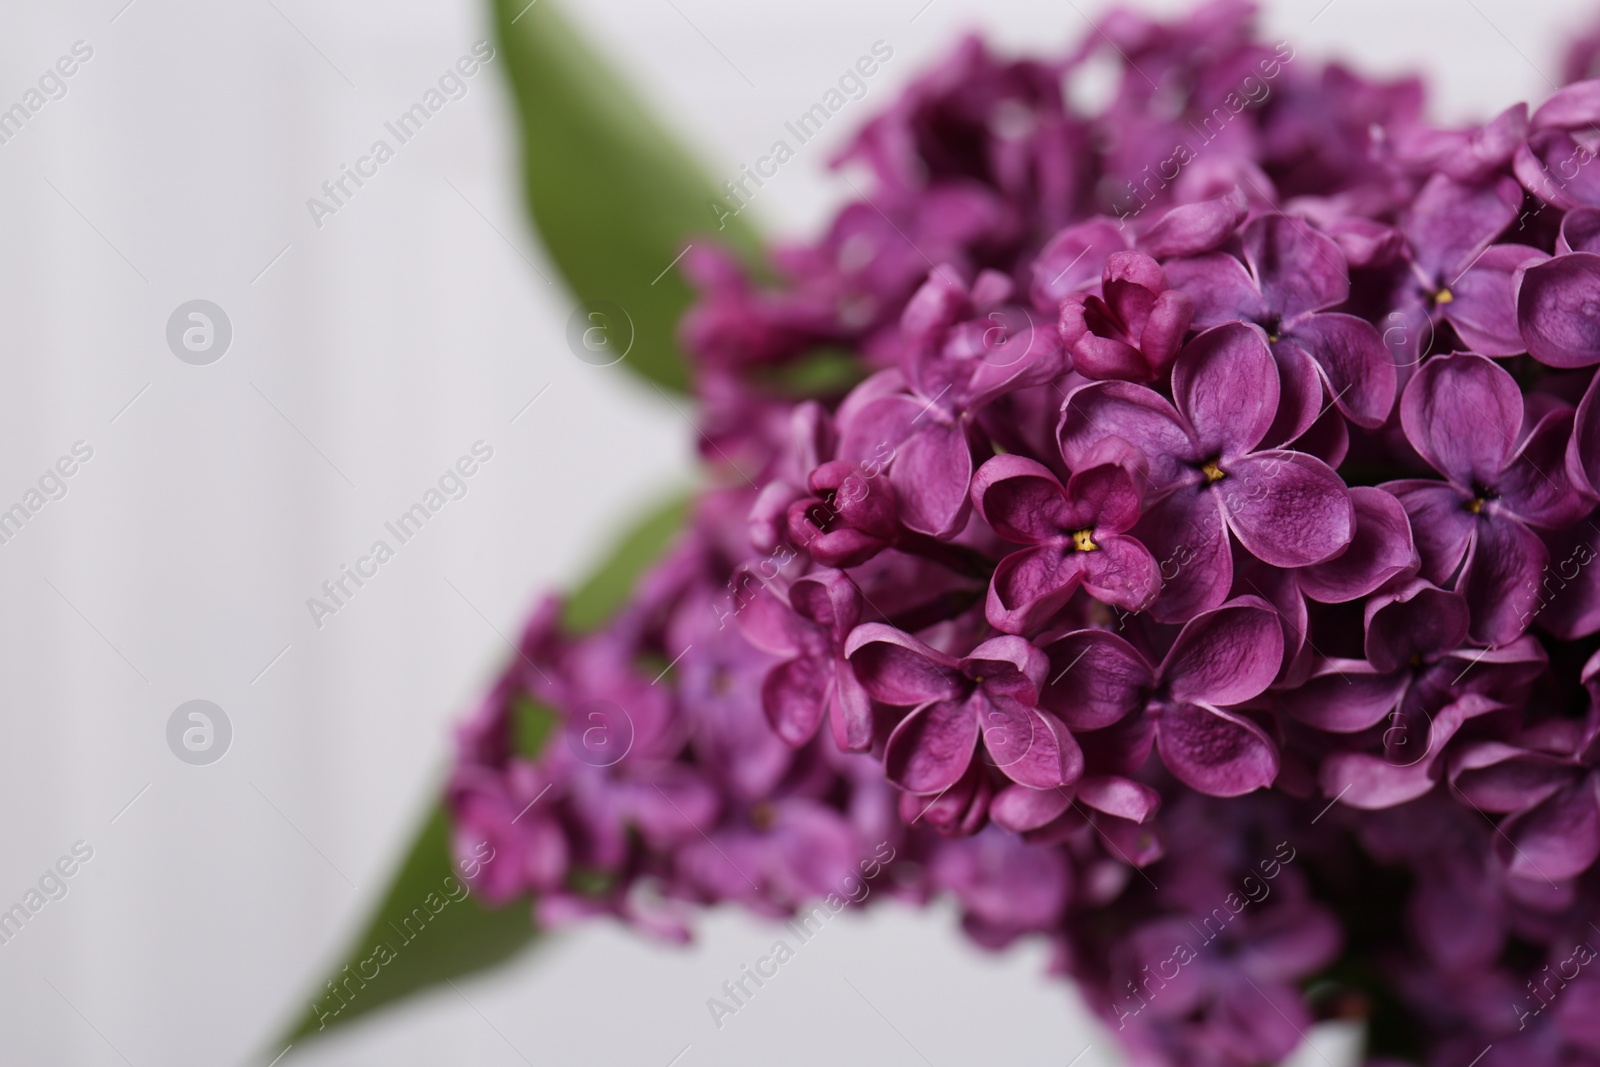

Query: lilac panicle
[[445, 5, 1600, 1065]]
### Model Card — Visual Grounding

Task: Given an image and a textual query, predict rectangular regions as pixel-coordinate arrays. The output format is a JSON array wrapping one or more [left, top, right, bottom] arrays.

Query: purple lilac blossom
[[441, 6, 1600, 1065]]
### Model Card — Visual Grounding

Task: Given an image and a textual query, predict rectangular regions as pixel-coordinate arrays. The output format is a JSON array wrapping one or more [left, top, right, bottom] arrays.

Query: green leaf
[[561, 491, 692, 632], [493, 0, 763, 391], [275, 490, 696, 1056], [276, 805, 537, 1050], [513, 695, 561, 759]]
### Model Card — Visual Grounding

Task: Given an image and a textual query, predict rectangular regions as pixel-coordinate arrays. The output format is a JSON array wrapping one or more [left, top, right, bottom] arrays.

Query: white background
[[0, 0, 1586, 1063]]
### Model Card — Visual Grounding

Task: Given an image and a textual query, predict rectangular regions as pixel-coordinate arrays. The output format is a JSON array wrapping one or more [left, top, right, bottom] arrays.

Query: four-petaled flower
[[846, 625, 1083, 795], [970, 454, 1160, 633], [1060, 321, 1355, 622]]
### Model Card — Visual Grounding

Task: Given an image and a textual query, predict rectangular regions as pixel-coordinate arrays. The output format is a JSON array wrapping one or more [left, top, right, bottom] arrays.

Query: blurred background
[[0, 0, 1593, 1063]]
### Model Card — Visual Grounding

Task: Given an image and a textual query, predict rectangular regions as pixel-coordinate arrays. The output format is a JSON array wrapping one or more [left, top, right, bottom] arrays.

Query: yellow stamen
[[1466, 497, 1485, 515], [1201, 461, 1227, 484], [1434, 287, 1454, 305], [1071, 528, 1100, 552]]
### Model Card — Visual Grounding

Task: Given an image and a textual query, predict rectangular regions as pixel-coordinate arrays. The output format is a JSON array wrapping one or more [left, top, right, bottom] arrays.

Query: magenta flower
[[928, 825, 1072, 946], [837, 267, 1064, 537], [1058, 250, 1195, 382], [1165, 213, 1396, 435], [1280, 579, 1546, 808], [970, 454, 1159, 633], [433, 13, 1600, 1067], [845, 624, 1083, 795], [1388, 353, 1588, 646], [784, 458, 900, 567], [1451, 660, 1600, 882], [1059, 321, 1355, 621], [1039, 597, 1284, 796], [1513, 80, 1600, 211], [1400, 172, 1543, 359], [738, 568, 874, 751], [674, 796, 864, 914], [1110, 898, 1341, 1063]]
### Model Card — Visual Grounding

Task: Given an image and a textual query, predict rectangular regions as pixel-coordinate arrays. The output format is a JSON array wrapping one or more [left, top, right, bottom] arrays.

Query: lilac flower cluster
[[449, 3, 1600, 1062]]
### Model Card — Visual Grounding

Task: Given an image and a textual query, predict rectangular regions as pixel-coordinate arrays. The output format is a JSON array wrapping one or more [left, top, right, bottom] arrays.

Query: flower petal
[[1163, 250, 1267, 328], [1403, 172, 1523, 280], [1058, 380, 1197, 490], [1446, 243, 1549, 356], [1518, 252, 1600, 368], [1080, 534, 1161, 613], [1570, 372, 1600, 496], [788, 568, 863, 645], [1136, 187, 1249, 258], [1461, 514, 1549, 647], [979, 694, 1083, 789], [1217, 450, 1354, 568], [1364, 580, 1471, 671], [1277, 662, 1410, 732], [845, 623, 964, 705], [1498, 779, 1600, 881], [1030, 218, 1127, 309], [1036, 628, 1153, 730], [828, 660, 876, 753], [970, 454, 1072, 542], [1075, 774, 1161, 822], [963, 634, 1051, 701], [762, 656, 830, 746], [1161, 597, 1284, 706], [989, 783, 1074, 833], [892, 421, 974, 538], [1243, 213, 1348, 319], [1172, 322, 1281, 457], [986, 545, 1086, 634], [1387, 479, 1479, 587], [1155, 701, 1279, 796], [1496, 407, 1588, 528], [1400, 353, 1522, 486], [883, 697, 980, 794], [1296, 486, 1418, 603], [1279, 312, 1396, 428], [1137, 487, 1233, 622]]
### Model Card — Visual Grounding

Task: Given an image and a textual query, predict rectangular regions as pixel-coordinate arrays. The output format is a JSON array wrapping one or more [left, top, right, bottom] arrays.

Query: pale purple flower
[[1039, 597, 1284, 796], [1059, 321, 1355, 621], [970, 454, 1160, 633], [738, 568, 874, 750], [845, 624, 1083, 795], [1165, 213, 1397, 436], [1388, 352, 1588, 646]]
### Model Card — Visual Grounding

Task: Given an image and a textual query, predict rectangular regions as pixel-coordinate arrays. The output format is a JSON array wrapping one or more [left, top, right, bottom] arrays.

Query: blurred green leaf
[[561, 491, 692, 632], [513, 694, 561, 759], [276, 489, 695, 1057], [276, 806, 537, 1053], [494, 0, 763, 391]]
